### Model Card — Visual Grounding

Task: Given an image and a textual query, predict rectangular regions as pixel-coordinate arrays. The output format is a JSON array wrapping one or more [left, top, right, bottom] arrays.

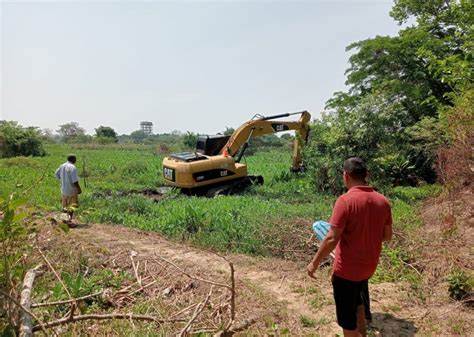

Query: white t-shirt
[[54, 161, 80, 196]]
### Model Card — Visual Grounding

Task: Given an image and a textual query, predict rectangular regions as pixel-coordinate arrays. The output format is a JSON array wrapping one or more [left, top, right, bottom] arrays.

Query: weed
[[448, 316, 468, 335], [264, 318, 291, 336], [447, 268, 473, 301], [300, 315, 317, 327], [308, 288, 328, 310], [51, 268, 131, 305], [300, 314, 331, 327], [382, 303, 402, 313], [388, 185, 442, 203], [0, 192, 32, 332], [316, 316, 331, 325], [0, 156, 41, 168]]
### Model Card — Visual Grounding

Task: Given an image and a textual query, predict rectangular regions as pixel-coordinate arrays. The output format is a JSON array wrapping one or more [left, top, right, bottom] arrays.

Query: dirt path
[[68, 223, 424, 336]]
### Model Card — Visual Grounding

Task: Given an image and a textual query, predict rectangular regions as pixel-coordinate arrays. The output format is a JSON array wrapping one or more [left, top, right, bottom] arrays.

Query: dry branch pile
[[8, 244, 253, 336]]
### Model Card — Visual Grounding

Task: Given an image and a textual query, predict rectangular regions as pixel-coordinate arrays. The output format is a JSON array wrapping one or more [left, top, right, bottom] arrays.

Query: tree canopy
[[95, 126, 118, 143], [57, 122, 86, 143], [304, 0, 473, 193], [0, 121, 46, 158]]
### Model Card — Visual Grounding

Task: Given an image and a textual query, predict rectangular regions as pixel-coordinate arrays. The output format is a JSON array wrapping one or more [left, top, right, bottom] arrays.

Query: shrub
[[0, 121, 46, 158], [436, 88, 474, 193], [447, 269, 473, 301], [300, 315, 317, 327]]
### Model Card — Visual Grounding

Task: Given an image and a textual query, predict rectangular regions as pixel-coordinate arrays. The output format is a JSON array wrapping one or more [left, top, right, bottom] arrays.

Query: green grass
[[0, 143, 163, 208], [0, 143, 440, 258]]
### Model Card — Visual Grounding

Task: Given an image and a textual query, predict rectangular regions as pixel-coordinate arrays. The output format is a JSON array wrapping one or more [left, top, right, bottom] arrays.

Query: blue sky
[[1, 1, 401, 135]]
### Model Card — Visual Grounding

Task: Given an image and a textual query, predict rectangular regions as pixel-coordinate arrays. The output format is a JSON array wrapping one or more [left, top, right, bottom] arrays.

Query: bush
[[0, 121, 46, 158], [436, 88, 474, 192], [447, 269, 473, 301], [96, 136, 117, 145]]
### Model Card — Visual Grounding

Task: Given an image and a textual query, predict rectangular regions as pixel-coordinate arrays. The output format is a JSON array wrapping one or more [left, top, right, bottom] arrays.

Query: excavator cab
[[196, 135, 230, 156]]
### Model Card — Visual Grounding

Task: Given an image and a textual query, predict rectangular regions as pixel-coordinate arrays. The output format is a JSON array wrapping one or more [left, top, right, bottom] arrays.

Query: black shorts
[[332, 274, 370, 330]]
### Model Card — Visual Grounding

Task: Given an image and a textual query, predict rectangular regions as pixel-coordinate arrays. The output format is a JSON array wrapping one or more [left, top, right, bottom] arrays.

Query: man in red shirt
[[307, 157, 392, 337]]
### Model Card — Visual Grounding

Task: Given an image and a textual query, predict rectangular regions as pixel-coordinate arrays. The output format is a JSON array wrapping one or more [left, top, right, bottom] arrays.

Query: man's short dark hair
[[67, 154, 77, 163], [343, 157, 367, 180]]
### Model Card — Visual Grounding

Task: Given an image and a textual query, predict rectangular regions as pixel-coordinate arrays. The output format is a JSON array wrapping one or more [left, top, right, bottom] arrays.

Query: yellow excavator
[[162, 110, 311, 196]]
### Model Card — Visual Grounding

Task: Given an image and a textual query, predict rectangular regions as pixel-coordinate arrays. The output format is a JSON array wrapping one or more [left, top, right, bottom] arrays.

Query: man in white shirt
[[54, 154, 82, 226]]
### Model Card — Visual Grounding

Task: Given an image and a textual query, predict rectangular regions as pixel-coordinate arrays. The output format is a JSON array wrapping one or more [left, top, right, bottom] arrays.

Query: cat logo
[[220, 170, 228, 177], [271, 123, 288, 132], [163, 167, 174, 181]]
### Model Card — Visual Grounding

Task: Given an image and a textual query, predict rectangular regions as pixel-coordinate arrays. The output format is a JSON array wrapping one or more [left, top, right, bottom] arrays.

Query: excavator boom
[[221, 110, 311, 170]]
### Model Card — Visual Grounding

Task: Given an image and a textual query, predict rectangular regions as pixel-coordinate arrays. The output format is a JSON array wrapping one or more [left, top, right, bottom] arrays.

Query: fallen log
[[19, 265, 45, 337]]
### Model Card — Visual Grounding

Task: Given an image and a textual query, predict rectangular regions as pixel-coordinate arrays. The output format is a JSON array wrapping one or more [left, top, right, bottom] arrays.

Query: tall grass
[[0, 144, 440, 258]]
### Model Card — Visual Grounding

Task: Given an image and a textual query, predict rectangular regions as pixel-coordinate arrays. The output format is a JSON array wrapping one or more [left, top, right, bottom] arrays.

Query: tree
[[308, 0, 473, 191], [130, 130, 147, 143], [223, 127, 235, 136], [57, 122, 86, 143], [0, 121, 46, 158], [40, 128, 57, 142], [183, 131, 198, 148], [95, 126, 118, 143]]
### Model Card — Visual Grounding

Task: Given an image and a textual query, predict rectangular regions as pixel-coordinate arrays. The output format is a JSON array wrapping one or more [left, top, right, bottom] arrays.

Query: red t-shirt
[[330, 186, 392, 281]]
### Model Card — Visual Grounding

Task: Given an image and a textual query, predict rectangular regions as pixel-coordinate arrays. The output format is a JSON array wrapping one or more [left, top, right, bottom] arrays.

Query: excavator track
[[204, 175, 264, 197]]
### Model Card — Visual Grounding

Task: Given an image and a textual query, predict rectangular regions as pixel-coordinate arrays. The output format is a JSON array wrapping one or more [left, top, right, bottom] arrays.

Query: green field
[[0, 143, 440, 258]]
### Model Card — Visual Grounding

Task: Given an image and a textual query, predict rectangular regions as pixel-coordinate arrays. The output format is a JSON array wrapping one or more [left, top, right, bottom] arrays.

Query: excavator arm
[[220, 111, 311, 171]]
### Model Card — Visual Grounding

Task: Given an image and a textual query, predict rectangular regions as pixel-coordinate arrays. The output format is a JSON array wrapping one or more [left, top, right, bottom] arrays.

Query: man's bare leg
[[357, 304, 367, 336], [341, 305, 367, 337], [342, 328, 362, 337], [67, 210, 73, 222]]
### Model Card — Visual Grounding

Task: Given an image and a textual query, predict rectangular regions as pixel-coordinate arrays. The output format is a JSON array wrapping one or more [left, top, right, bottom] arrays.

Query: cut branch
[[179, 286, 214, 336], [0, 289, 51, 337], [33, 313, 186, 332], [32, 291, 103, 308], [154, 256, 231, 291], [130, 251, 142, 286], [227, 260, 236, 327], [37, 247, 78, 319], [20, 265, 44, 337]]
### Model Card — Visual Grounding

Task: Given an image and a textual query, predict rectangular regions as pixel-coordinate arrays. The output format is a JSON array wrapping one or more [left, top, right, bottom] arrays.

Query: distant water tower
[[140, 121, 153, 135]]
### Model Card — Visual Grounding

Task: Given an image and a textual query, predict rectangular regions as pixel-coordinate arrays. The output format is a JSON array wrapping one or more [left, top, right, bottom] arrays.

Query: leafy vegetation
[[0, 143, 439, 265], [447, 268, 473, 301], [0, 191, 32, 332], [304, 0, 473, 193], [57, 122, 88, 143], [95, 126, 118, 144], [0, 121, 46, 158]]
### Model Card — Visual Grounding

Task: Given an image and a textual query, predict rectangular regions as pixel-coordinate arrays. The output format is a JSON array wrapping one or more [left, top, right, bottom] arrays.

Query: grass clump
[[300, 315, 318, 327], [388, 184, 442, 203], [447, 268, 473, 301]]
